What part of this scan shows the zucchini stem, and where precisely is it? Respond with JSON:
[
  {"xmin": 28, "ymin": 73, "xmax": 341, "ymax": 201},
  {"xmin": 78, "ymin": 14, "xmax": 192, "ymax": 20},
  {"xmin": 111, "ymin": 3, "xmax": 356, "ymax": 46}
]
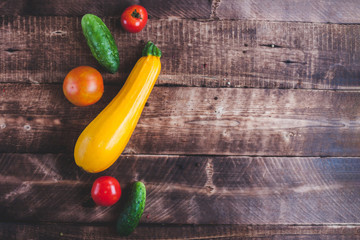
[{"xmin": 142, "ymin": 41, "xmax": 162, "ymax": 58}]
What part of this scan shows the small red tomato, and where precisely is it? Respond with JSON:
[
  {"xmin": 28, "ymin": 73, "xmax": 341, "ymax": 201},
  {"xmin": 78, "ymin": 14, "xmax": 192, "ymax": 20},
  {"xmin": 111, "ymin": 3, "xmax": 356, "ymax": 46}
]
[
  {"xmin": 63, "ymin": 66, "xmax": 104, "ymax": 106},
  {"xmin": 121, "ymin": 5, "xmax": 148, "ymax": 33},
  {"xmin": 91, "ymin": 176, "xmax": 121, "ymax": 206}
]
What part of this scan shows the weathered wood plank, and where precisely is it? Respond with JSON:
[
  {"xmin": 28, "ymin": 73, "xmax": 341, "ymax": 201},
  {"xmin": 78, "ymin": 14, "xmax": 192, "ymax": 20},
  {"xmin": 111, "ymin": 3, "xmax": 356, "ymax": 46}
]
[
  {"xmin": 1, "ymin": 84, "xmax": 360, "ymax": 156},
  {"xmin": 1, "ymin": 222, "xmax": 360, "ymax": 240},
  {"xmin": 2, "ymin": 0, "xmax": 360, "ymax": 24},
  {"xmin": 0, "ymin": 0, "xmax": 211, "ymax": 19},
  {"xmin": 216, "ymin": 0, "xmax": 360, "ymax": 24},
  {"xmin": 1, "ymin": 154, "xmax": 360, "ymax": 224},
  {"xmin": 1, "ymin": 16, "xmax": 360, "ymax": 89}
]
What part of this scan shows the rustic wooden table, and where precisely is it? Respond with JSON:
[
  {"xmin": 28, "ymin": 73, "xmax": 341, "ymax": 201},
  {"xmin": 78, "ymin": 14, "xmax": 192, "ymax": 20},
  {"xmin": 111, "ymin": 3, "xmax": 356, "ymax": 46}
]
[{"xmin": 1, "ymin": 1, "xmax": 360, "ymax": 239}]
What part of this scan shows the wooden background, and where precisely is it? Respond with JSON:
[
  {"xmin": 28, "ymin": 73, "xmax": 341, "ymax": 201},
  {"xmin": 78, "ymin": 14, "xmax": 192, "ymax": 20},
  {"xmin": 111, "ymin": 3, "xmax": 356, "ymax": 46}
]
[{"xmin": 1, "ymin": 0, "xmax": 360, "ymax": 239}]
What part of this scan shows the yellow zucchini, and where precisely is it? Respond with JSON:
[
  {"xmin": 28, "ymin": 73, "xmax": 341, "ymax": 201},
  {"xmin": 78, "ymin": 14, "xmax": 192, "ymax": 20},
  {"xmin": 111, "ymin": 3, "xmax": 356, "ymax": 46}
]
[{"xmin": 74, "ymin": 41, "xmax": 161, "ymax": 173}]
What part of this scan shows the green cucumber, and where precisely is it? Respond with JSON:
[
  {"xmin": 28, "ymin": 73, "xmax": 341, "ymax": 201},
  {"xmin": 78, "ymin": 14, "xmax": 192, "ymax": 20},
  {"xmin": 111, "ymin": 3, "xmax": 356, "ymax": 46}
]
[
  {"xmin": 81, "ymin": 14, "xmax": 119, "ymax": 73},
  {"xmin": 117, "ymin": 181, "xmax": 146, "ymax": 236}
]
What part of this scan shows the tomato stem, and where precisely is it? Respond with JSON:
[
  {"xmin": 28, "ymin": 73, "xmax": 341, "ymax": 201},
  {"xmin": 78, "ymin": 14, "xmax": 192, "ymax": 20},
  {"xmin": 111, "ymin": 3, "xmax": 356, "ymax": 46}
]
[{"xmin": 131, "ymin": 9, "xmax": 142, "ymax": 19}]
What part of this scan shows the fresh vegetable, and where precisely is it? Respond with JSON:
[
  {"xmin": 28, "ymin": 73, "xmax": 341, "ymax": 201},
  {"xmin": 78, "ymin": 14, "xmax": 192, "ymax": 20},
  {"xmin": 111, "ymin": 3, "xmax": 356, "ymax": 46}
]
[
  {"xmin": 74, "ymin": 41, "xmax": 161, "ymax": 173},
  {"xmin": 91, "ymin": 176, "xmax": 121, "ymax": 206},
  {"xmin": 63, "ymin": 66, "xmax": 104, "ymax": 106},
  {"xmin": 81, "ymin": 14, "xmax": 119, "ymax": 73},
  {"xmin": 121, "ymin": 5, "xmax": 148, "ymax": 33},
  {"xmin": 116, "ymin": 181, "xmax": 146, "ymax": 236}
]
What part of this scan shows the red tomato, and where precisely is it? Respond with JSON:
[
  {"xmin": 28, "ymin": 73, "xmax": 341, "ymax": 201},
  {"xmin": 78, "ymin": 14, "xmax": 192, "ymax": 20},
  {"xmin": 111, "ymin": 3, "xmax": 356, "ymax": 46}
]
[
  {"xmin": 91, "ymin": 176, "xmax": 121, "ymax": 206},
  {"xmin": 63, "ymin": 66, "xmax": 104, "ymax": 106},
  {"xmin": 121, "ymin": 5, "xmax": 148, "ymax": 33}
]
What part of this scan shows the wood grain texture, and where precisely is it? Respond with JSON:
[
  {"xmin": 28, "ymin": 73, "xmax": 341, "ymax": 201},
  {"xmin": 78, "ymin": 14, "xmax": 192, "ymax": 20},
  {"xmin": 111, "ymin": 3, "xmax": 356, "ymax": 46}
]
[
  {"xmin": 1, "ymin": 84, "xmax": 360, "ymax": 156},
  {"xmin": 216, "ymin": 0, "xmax": 360, "ymax": 24},
  {"xmin": 1, "ymin": 16, "xmax": 360, "ymax": 89},
  {"xmin": 1, "ymin": 154, "xmax": 360, "ymax": 224},
  {"xmin": 1, "ymin": 223, "xmax": 360, "ymax": 240},
  {"xmin": 2, "ymin": 0, "xmax": 360, "ymax": 24},
  {"xmin": 0, "ymin": 0, "xmax": 211, "ymax": 19}
]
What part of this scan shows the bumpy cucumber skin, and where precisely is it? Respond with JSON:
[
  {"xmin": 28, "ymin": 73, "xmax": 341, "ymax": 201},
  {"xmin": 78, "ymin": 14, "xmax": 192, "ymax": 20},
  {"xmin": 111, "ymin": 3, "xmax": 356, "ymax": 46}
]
[
  {"xmin": 117, "ymin": 181, "xmax": 146, "ymax": 236},
  {"xmin": 81, "ymin": 14, "xmax": 119, "ymax": 73}
]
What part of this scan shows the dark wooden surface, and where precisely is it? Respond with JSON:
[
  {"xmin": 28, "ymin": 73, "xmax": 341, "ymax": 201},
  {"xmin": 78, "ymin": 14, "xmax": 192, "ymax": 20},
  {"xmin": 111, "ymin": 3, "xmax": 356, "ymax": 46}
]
[
  {"xmin": 1, "ymin": 223, "xmax": 360, "ymax": 239},
  {"xmin": 1, "ymin": 84, "xmax": 360, "ymax": 155},
  {"xmin": 215, "ymin": 0, "xmax": 360, "ymax": 23},
  {"xmin": 1, "ymin": 0, "xmax": 360, "ymax": 239},
  {"xmin": 0, "ymin": 0, "xmax": 212, "ymax": 18},
  {"xmin": 2, "ymin": 16, "xmax": 360, "ymax": 89},
  {"xmin": 1, "ymin": 154, "xmax": 360, "ymax": 224}
]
